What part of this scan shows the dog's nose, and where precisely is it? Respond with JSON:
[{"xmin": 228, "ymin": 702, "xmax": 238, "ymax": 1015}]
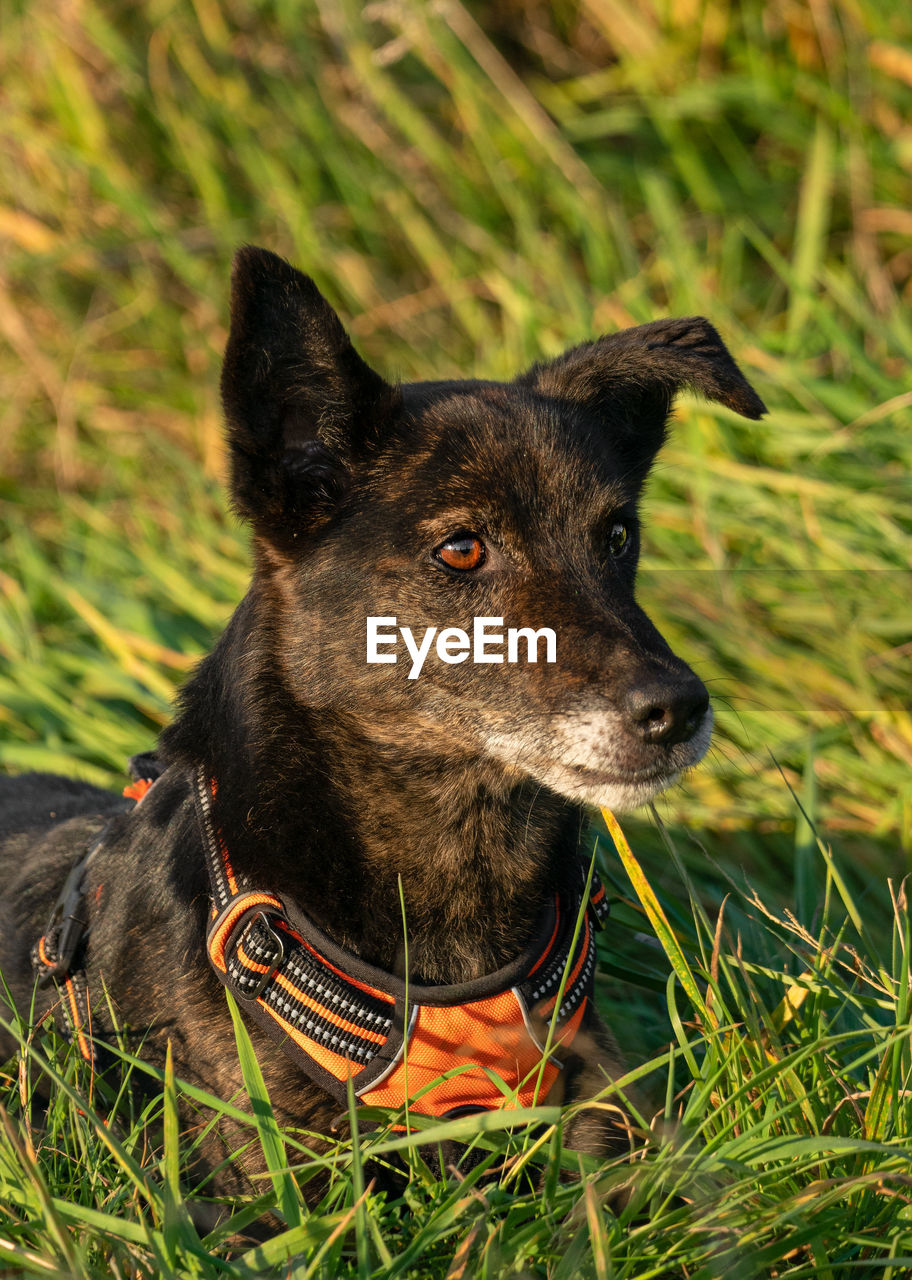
[{"xmin": 623, "ymin": 677, "xmax": 710, "ymax": 745}]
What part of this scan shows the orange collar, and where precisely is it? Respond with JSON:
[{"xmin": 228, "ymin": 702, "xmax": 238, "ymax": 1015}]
[{"xmin": 194, "ymin": 767, "xmax": 610, "ymax": 1118}]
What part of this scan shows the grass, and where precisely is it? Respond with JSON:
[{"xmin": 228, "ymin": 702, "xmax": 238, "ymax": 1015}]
[
  {"xmin": 1, "ymin": 0, "xmax": 911, "ymax": 1273},
  {"xmin": 2, "ymin": 814, "xmax": 911, "ymax": 1276}
]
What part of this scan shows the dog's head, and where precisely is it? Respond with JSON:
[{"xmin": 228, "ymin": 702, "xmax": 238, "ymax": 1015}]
[{"xmin": 220, "ymin": 247, "xmax": 765, "ymax": 811}]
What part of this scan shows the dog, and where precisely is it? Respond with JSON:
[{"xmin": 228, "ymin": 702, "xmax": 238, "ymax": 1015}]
[{"xmin": 0, "ymin": 247, "xmax": 765, "ymax": 1201}]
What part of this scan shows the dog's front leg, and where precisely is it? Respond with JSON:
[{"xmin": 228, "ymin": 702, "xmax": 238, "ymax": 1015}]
[{"xmin": 557, "ymin": 1011, "xmax": 641, "ymax": 1163}]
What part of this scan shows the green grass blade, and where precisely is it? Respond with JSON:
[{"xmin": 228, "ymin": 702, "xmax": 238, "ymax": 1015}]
[
  {"xmin": 600, "ymin": 808, "xmax": 709, "ymax": 1023},
  {"xmin": 225, "ymin": 991, "xmax": 303, "ymax": 1229}
]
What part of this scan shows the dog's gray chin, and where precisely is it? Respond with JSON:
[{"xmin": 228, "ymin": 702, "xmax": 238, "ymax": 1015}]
[
  {"xmin": 531, "ymin": 765, "xmax": 681, "ymax": 812},
  {"xmin": 589, "ymin": 770, "xmax": 681, "ymax": 812}
]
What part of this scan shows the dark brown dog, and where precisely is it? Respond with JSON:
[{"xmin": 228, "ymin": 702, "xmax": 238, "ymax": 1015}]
[{"xmin": 0, "ymin": 248, "xmax": 765, "ymax": 1197}]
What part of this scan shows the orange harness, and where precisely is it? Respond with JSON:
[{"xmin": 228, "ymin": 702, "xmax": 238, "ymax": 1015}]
[
  {"xmin": 193, "ymin": 767, "xmax": 609, "ymax": 1117},
  {"xmin": 33, "ymin": 762, "xmax": 610, "ymax": 1120}
]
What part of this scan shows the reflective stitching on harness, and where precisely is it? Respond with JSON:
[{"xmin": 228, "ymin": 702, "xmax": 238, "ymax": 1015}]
[{"xmin": 355, "ymin": 1003, "xmax": 417, "ymax": 1096}]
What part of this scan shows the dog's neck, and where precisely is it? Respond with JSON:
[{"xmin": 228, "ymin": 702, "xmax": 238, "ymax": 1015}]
[{"xmin": 162, "ymin": 588, "xmax": 583, "ymax": 983}]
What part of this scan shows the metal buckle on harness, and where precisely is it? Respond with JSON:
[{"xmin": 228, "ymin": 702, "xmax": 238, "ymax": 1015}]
[
  {"xmin": 37, "ymin": 858, "xmax": 89, "ymax": 985},
  {"xmin": 234, "ymin": 911, "xmax": 286, "ymax": 1000}
]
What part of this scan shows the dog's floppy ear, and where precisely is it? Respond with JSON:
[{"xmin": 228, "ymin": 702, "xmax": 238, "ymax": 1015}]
[
  {"xmin": 221, "ymin": 246, "xmax": 401, "ymax": 529},
  {"xmin": 518, "ymin": 317, "xmax": 766, "ymax": 480}
]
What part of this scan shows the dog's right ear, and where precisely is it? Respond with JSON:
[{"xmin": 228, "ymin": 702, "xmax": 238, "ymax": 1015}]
[{"xmin": 221, "ymin": 246, "xmax": 401, "ymax": 530}]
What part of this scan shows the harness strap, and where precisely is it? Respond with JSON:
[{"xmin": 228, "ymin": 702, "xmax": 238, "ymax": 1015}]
[
  {"xmin": 31, "ymin": 824, "xmax": 108, "ymax": 1064},
  {"xmin": 30, "ymin": 753, "xmax": 165, "ymax": 1064},
  {"xmin": 193, "ymin": 765, "xmax": 610, "ymax": 1112}
]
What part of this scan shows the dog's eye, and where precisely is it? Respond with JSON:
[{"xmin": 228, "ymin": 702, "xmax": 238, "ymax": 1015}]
[
  {"xmin": 607, "ymin": 522, "xmax": 629, "ymax": 558},
  {"xmin": 434, "ymin": 533, "xmax": 486, "ymax": 572}
]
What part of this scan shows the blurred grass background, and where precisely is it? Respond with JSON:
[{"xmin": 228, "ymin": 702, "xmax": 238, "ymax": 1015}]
[{"xmin": 0, "ymin": 0, "xmax": 910, "ymax": 901}]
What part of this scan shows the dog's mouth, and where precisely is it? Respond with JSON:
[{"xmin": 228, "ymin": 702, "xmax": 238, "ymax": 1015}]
[
  {"xmin": 567, "ymin": 762, "xmax": 678, "ymax": 786},
  {"xmin": 536, "ymin": 758, "xmax": 680, "ymax": 805},
  {"xmin": 519, "ymin": 759, "xmax": 679, "ymax": 813}
]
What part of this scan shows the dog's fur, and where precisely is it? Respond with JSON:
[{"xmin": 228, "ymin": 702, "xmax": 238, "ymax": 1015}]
[{"xmin": 0, "ymin": 248, "xmax": 765, "ymax": 1194}]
